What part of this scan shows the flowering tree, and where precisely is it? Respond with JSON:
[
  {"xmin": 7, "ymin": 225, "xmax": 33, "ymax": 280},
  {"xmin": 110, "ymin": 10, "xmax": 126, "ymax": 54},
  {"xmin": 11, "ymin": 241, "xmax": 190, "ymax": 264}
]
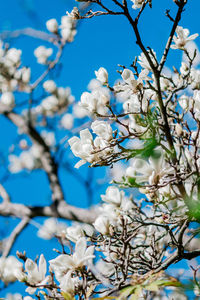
[{"xmin": 0, "ymin": 0, "xmax": 200, "ymax": 299}]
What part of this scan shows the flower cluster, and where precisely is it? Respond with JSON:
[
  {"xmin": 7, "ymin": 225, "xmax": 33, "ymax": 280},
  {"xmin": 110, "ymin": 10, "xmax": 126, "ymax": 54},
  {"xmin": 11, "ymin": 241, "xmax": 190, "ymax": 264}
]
[{"xmin": 68, "ymin": 120, "xmax": 113, "ymax": 168}]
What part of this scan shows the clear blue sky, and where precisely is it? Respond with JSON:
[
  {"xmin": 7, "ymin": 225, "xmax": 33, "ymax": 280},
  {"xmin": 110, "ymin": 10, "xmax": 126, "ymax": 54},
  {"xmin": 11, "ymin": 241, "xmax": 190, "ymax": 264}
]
[{"xmin": 0, "ymin": 0, "xmax": 199, "ymax": 296}]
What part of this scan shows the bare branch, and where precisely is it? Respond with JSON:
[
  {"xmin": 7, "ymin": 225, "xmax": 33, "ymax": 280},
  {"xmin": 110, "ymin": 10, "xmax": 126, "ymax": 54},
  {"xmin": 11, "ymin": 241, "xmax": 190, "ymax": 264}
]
[{"xmin": 2, "ymin": 217, "xmax": 29, "ymax": 257}]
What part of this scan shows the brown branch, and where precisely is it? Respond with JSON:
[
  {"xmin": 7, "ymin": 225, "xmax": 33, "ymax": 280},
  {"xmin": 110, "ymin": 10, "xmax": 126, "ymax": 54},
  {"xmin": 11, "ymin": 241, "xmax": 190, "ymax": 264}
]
[
  {"xmin": 158, "ymin": 0, "xmax": 187, "ymax": 73},
  {"xmin": 0, "ymin": 201, "xmax": 97, "ymax": 224},
  {"xmin": 0, "ymin": 105, "xmax": 65, "ymax": 204}
]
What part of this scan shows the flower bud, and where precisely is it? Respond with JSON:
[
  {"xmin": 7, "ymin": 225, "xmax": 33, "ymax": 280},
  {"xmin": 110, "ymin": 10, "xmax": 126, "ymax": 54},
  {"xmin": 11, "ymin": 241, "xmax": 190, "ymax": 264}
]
[
  {"xmin": 43, "ymin": 80, "xmax": 57, "ymax": 94},
  {"xmin": 1, "ymin": 92, "xmax": 15, "ymax": 107},
  {"xmin": 175, "ymin": 123, "xmax": 183, "ymax": 136},
  {"xmin": 46, "ymin": 18, "xmax": 58, "ymax": 33},
  {"xmin": 95, "ymin": 67, "xmax": 108, "ymax": 85}
]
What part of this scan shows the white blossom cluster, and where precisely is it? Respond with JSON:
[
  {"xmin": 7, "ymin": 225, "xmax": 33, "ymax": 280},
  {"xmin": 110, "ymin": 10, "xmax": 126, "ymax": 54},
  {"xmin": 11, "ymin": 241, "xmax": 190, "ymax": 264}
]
[
  {"xmin": 33, "ymin": 80, "xmax": 74, "ymax": 116},
  {"xmin": 9, "ymin": 131, "xmax": 55, "ymax": 173},
  {"xmin": 45, "ymin": 15, "xmax": 77, "ymax": 42},
  {"xmin": 0, "ymin": 42, "xmax": 31, "ymax": 110},
  {"xmin": 68, "ymin": 120, "xmax": 113, "ymax": 168}
]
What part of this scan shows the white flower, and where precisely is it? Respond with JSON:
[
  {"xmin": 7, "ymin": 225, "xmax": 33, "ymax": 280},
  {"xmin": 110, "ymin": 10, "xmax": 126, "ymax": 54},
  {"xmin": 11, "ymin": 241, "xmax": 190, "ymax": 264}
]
[
  {"xmin": 95, "ymin": 67, "xmax": 108, "ymax": 85},
  {"xmin": 126, "ymin": 148, "xmax": 174, "ymax": 186},
  {"xmin": 80, "ymin": 88, "xmax": 110, "ymax": 114},
  {"xmin": 50, "ymin": 237, "xmax": 95, "ymax": 280},
  {"xmin": 6, "ymin": 294, "xmax": 23, "ymax": 300},
  {"xmin": 60, "ymin": 113, "xmax": 74, "ymax": 129},
  {"xmin": 138, "ymin": 50, "xmax": 157, "ymax": 70},
  {"xmin": 46, "ymin": 18, "xmax": 58, "ymax": 33},
  {"xmin": 43, "ymin": 80, "xmax": 57, "ymax": 93},
  {"xmin": 8, "ymin": 155, "xmax": 22, "ymax": 173},
  {"xmin": 171, "ymin": 26, "xmax": 199, "ymax": 50},
  {"xmin": 0, "ymin": 256, "xmax": 23, "ymax": 284},
  {"xmin": 68, "ymin": 128, "xmax": 94, "ymax": 168},
  {"xmin": 101, "ymin": 186, "xmax": 124, "ymax": 206},
  {"xmin": 34, "ymin": 46, "xmax": 53, "ymax": 64},
  {"xmin": 1, "ymin": 92, "xmax": 15, "ymax": 107},
  {"xmin": 65, "ymin": 225, "xmax": 85, "ymax": 243},
  {"xmin": 91, "ymin": 120, "xmax": 113, "ymax": 141},
  {"xmin": 5, "ymin": 48, "xmax": 22, "ymax": 67},
  {"xmin": 38, "ymin": 218, "xmax": 67, "ymax": 240},
  {"xmin": 16, "ymin": 254, "xmax": 48, "ymax": 295},
  {"xmin": 41, "ymin": 130, "xmax": 56, "ymax": 147},
  {"xmin": 178, "ymin": 94, "xmax": 190, "ymax": 110},
  {"xmin": 93, "ymin": 215, "xmax": 110, "ymax": 235},
  {"xmin": 131, "ymin": 0, "xmax": 145, "ymax": 9},
  {"xmin": 60, "ymin": 15, "xmax": 77, "ymax": 42},
  {"xmin": 59, "ymin": 271, "xmax": 77, "ymax": 294}
]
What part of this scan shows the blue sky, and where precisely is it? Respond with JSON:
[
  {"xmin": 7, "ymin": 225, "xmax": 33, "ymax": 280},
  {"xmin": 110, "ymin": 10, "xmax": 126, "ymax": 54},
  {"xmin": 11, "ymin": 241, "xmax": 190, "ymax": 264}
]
[{"xmin": 0, "ymin": 0, "xmax": 199, "ymax": 297}]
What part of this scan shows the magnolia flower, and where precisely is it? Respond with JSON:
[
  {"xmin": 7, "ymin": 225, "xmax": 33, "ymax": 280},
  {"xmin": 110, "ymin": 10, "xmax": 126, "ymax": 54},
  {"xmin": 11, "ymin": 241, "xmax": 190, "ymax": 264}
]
[
  {"xmin": 38, "ymin": 218, "xmax": 67, "ymax": 240},
  {"xmin": 65, "ymin": 225, "xmax": 85, "ymax": 243},
  {"xmin": 178, "ymin": 94, "xmax": 190, "ymax": 111},
  {"xmin": 60, "ymin": 113, "xmax": 74, "ymax": 129},
  {"xmin": 43, "ymin": 80, "xmax": 57, "ymax": 93},
  {"xmin": 131, "ymin": 0, "xmax": 145, "ymax": 9},
  {"xmin": 6, "ymin": 294, "xmax": 23, "ymax": 300},
  {"xmin": 69, "ymin": 127, "xmax": 113, "ymax": 168},
  {"xmin": 34, "ymin": 46, "xmax": 53, "ymax": 64},
  {"xmin": 138, "ymin": 50, "xmax": 157, "ymax": 70},
  {"xmin": 80, "ymin": 88, "xmax": 109, "ymax": 114},
  {"xmin": 91, "ymin": 120, "xmax": 113, "ymax": 141},
  {"xmin": 171, "ymin": 26, "xmax": 199, "ymax": 50},
  {"xmin": 96, "ymin": 260, "xmax": 115, "ymax": 277},
  {"xmin": 68, "ymin": 128, "xmax": 95, "ymax": 168},
  {"xmin": 59, "ymin": 271, "xmax": 81, "ymax": 294},
  {"xmin": 0, "ymin": 256, "xmax": 23, "ymax": 284},
  {"xmin": 95, "ymin": 67, "xmax": 108, "ymax": 85},
  {"xmin": 190, "ymin": 68, "xmax": 200, "ymax": 89},
  {"xmin": 126, "ymin": 149, "xmax": 174, "ymax": 186},
  {"xmin": 101, "ymin": 186, "xmax": 125, "ymax": 206},
  {"xmin": 1, "ymin": 92, "xmax": 15, "ymax": 107},
  {"xmin": 5, "ymin": 48, "xmax": 22, "ymax": 67},
  {"xmin": 49, "ymin": 237, "xmax": 95, "ymax": 280},
  {"xmin": 93, "ymin": 215, "xmax": 110, "ymax": 235},
  {"xmin": 16, "ymin": 254, "xmax": 48, "ymax": 295},
  {"xmin": 60, "ymin": 15, "xmax": 77, "ymax": 42},
  {"xmin": 46, "ymin": 18, "xmax": 58, "ymax": 33}
]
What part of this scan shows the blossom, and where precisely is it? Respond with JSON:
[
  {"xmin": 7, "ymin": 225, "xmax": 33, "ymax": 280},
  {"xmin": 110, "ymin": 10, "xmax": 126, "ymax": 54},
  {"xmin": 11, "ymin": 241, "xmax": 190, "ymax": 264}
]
[
  {"xmin": 126, "ymin": 148, "xmax": 174, "ymax": 186},
  {"xmin": 171, "ymin": 26, "xmax": 199, "ymax": 50},
  {"xmin": 1, "ymin": 92, "xmax": 15, "ymax": 107},
  {"xmin": 131, "ymin": 0, "xmax": 145, "ymax": 9},
  {"xmin": 0, "ymin": 256, "xmax": 23, "ymax": 284},
  {"xmin": 93, "ymin": 215, "xmax": 110, "ymax": 235},
  {"xmin": 91, "ymin": 120, "xmax": 113, "ymax": 141},
  {"xmin": 101, "ymin": 186, "xmax": 124, "ymax": 206},
  {"xmin": 68, "ymin": 128, "xmax": 95, "ymax": 168},
  {"xmin": 15, "ymin": 254, "xmax": 49, "ymax": 295},
  {"xmin": 34, "ymin": 46, "xmax": 53, "ymax": 64},
  {"xmin": 37, "ymin": 218, "xmax": 67, "ymax": 240},
  {"xmin": 68, "ymin": 127, "xmax": 113, "ymax": 168},
  {"xmin": 65, "ymin": 225, "xmax": 85, "ymax": 243},
  {"xmin": 80, "ymin": 88, "xmax": 109, "ymax": 114},
  {"xmin": 49, "ymin": 237, "xmax": 95, "ymax": 280},
  {"xmin": 138, "ymin": 50, "xmax": 157, "ymax": 70},
  {"xmin": 59, "ymin": 271, "xmax": 80, "ymax": 294},
  {"xmin": 6, "ymin": 294, "xmax": 23, "ymax": 300},
  {"xmin": 95, "ymin": 67, "xmax": 108, "ymax": 85},
  {"xmin": 43, "ymin": 80, "xmax": 57, "ymax": 93},
  {"xmin": 60, "ymin": 113, "xmax": 74, "ymax": 129},
  {"xmin": 46, "ymin": 18, "xmax": 58, "ymax": 33},
  {"xmin": 60, "ymin": 15, "xmax": 77, "ymax": 42}
]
